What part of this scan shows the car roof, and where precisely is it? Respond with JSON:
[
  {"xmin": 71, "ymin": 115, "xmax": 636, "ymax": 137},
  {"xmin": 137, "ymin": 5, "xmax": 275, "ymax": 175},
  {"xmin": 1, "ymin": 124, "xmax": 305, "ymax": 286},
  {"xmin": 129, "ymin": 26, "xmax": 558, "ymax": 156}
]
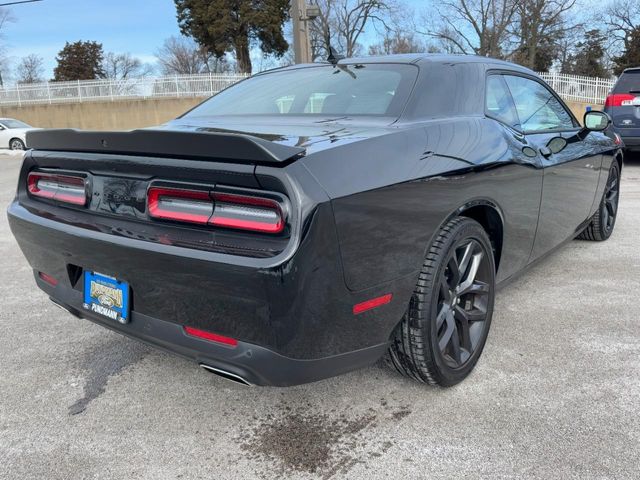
[
  {"xmin": 622, "ymin": 67, "xmax": 640, "ymax": 73},
  {"xmin": 276, "ymin": 53, "xmax": 535, "ymax": 76}
]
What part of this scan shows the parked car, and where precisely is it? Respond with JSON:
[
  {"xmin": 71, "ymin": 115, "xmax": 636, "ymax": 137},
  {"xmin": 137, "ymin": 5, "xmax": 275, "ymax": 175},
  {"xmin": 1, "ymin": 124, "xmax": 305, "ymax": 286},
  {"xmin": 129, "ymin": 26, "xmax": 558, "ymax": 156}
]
[
  {"xmin": 0, "ymin": 118, "xmax": 37, "ymax": 150},
  {"xmin": 8, "ymin": 54, "xmax": 623, "ymax": 387},
  {"xmin": 604, "ymin": 67, "xmax": 640, "ymax": 153}
]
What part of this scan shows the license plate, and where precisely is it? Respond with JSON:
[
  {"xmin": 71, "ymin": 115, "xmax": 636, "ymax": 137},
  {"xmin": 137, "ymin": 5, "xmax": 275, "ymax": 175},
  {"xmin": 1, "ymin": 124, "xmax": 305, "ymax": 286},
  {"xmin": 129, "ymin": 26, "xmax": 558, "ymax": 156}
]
[{"xmin": 83, "ymin": 271, "xmax": 130, "ymax": 324}]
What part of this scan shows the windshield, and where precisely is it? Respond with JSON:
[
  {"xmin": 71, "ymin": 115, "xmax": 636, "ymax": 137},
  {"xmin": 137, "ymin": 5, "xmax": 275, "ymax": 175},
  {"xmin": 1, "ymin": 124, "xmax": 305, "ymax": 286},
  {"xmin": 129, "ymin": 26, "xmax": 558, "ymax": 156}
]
[
  {"xmin": 183, "ymin": 64, "xmax": 418, "ymax": 118},
  {"xmin": 1, "ymin": 119, "xmax": 31, "ymax": 129}
]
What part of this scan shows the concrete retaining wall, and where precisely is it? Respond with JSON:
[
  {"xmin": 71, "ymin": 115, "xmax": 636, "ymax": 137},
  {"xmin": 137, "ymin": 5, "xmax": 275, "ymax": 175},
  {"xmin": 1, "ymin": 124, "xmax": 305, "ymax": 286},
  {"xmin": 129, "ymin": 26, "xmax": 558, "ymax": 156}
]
[{"xmin": 0, "ymin": 97, "xmax": 598, "ymax": 131}]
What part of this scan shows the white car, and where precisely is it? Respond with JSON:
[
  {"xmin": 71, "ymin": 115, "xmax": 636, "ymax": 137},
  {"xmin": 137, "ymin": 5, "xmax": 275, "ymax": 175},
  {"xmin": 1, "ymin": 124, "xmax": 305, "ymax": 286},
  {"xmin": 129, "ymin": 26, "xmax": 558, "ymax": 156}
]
[{"xmin": 0, "ymin": 118, "xmax": 38, "ymax": 150}]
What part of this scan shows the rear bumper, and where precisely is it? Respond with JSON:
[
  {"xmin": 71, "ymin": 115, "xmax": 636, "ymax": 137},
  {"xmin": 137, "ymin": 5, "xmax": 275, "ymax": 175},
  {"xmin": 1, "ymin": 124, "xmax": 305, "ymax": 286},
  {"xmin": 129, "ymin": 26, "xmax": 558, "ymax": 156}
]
[
  {"xmin": 8, "ymin": 200, "xmax": 412, "ymax": 386},
  {"xmin": 620, "ymin": 136, "xmax": 640, "ymax": 151},
  {"xmin": 43, "ymin": 276, "xmax": 387, "ymax": 386}
]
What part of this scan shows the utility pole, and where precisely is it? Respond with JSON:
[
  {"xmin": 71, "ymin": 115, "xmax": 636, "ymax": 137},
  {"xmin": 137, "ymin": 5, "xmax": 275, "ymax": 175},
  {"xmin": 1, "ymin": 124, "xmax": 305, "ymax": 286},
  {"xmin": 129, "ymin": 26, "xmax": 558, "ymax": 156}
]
[{"xmin": 291, "ymin": 0, "xmax": 320, "ymax": 64}]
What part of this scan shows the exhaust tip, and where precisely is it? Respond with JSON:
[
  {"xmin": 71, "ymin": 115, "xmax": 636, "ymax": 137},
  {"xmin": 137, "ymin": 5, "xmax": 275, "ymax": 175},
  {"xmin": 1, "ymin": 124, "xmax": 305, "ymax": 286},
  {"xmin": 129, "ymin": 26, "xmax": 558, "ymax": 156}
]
[{"xmin": 199, "ymin": 363, "xmax": 252, "ymax": 386}]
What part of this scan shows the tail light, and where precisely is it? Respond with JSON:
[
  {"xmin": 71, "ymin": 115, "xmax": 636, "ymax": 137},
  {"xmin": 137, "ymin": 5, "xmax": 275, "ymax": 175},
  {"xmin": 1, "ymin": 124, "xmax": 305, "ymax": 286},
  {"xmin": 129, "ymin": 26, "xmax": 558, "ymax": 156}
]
[
  {"xmin": 147, "ymin": 187, "xmax": 213, "ymax": 224},
  {"xmin": 147, "ymin": 185, "xmax": 285, "ymax": 234},
  {"xmin": 605, "ymin": 94, "xmax": 636, "ymax": 107},
  {"xmin": 27, "ymin": 172, "xmax": 88, "ymax": 206},
  {"xmin": 210, "ymin": 192, "xmax": 284, "ymax": 233}
]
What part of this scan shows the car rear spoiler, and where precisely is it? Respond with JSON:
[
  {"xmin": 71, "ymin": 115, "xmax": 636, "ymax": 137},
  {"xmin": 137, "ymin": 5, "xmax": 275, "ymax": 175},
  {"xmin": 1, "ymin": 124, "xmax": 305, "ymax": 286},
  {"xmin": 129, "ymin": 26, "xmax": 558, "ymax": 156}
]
[{"xmin": 26, "ymin": 129, "xmax": 306, "ymax": 164}]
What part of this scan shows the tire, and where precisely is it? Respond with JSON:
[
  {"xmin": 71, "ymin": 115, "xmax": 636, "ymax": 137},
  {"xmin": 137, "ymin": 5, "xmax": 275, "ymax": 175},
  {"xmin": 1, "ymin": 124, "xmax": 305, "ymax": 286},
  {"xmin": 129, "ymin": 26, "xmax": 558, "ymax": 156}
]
[
  {"xmin": 9, "ymin": 138, "xmax": 25, "ymax": 151},
  {"xmin": 387, "ymin": 217, "xmax": 496, "ymax": 387},
  {"xmin": 577, "ymin": 160, "xmax": 620, "ymax": 241}
]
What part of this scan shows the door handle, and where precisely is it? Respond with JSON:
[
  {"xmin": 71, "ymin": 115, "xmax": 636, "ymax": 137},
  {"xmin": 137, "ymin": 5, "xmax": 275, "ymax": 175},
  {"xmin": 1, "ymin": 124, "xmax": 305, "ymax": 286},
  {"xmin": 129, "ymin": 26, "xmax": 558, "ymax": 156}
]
[{"xmin": 539, "ymin": 146, "xmax": 553, "ymax": 158}]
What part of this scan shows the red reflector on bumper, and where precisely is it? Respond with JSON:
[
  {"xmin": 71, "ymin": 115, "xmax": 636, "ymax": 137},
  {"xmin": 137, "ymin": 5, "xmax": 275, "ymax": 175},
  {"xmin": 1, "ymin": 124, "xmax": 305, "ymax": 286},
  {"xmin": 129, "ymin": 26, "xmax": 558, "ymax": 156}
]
[
  {"xmin": 184, "ymin": 326, "xmax": 238, "ymax": 347},
  {"xmin": 38, "ymin": 272, "xmax": 58, "ymax": 286},
  {"xmin": 353, "ymin": 294, "xmax": 393, "ymax": 315}
]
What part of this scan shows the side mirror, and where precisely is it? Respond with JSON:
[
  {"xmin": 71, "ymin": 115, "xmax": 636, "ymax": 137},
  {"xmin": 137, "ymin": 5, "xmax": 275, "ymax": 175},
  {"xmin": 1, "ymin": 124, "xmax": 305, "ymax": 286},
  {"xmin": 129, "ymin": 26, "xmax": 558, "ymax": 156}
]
[{"xmin": 583, "ymin": 111, "xmax": 611, "ymax": 132}]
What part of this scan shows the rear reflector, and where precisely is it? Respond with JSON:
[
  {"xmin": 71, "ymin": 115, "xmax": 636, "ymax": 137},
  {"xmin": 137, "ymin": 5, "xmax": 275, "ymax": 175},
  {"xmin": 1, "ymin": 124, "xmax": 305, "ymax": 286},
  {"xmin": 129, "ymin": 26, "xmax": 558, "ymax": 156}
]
[
  {"xmin": 604, "ymin": 94, "xmax": 636, "ymax": 107},
  {"xmin": 27, "ymin": 172, "xmax": 87, "ymax": 206},
  {"xmin": 147, "ymin": 186, "xmax": 285, "ymax": 234},
  {"xmin": 184, "ymin": 326, "xmax": 238, "ymax": 347},
  {"xmin": 353, "ymin": 294, "xmax": 393, "ymax": 315},
  {"xmin": 38, "ymin": 272, "xmax": 58, "ymax": 286}
]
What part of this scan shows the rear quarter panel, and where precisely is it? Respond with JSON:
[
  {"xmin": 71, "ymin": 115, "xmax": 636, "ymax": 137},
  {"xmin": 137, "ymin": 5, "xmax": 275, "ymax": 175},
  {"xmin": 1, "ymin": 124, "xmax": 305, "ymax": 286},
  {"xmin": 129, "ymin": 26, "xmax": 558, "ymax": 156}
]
[{"xmin": 301, "ymin": 117, "xmax": 543, "ymax": 292}]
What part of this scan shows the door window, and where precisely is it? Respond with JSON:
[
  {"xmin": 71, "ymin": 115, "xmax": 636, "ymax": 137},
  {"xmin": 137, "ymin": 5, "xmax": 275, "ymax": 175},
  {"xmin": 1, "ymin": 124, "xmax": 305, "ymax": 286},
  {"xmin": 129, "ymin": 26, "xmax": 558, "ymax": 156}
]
[
  {"xmin": 504, "ymin": 75, "xmax": 576, "ymax": 132},
  {"xmin": 485, "ymin": 75, "xmax": 520, "ymax": 129}
]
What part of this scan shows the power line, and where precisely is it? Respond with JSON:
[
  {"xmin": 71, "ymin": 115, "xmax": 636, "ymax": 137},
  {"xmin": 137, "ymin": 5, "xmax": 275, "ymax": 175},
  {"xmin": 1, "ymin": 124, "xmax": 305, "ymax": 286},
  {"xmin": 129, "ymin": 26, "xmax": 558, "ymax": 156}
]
[{"xmin": 0, "ymin": 0, "xmax": 43, "ymax": 6}]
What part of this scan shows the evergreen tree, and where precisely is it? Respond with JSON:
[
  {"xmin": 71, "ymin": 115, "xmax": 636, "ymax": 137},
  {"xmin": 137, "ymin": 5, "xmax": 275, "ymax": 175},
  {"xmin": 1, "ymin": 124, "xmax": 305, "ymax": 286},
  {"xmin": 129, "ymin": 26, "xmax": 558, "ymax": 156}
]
[
  {"xmin": 613, "ymin": 27, "xmax": 640, "ymax": 76},
  {"xmin": 53, "ymin": 41, "xmax": 105, "ymax": 81},
  {"xmin": 174, "ymin": 0, "xmax": 289, "ymax": 74}
]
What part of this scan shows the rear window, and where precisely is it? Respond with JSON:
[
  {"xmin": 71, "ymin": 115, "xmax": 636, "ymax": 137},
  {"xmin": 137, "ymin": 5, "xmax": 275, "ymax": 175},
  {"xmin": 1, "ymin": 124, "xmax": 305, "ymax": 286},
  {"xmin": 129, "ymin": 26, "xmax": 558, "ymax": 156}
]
[
  {"xmin": 183, "ymin": 64, "xmax": 418, "ymax": 118},
  {"xmin": 614, "ymin": 70, "xmax": 640, "ymax": 93}
]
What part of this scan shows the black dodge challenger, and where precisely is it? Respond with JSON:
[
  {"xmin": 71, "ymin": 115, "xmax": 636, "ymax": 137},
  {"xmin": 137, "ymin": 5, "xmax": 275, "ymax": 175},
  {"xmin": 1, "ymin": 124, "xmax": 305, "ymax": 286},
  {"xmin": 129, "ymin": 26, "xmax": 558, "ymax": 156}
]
[{"xmin": 8, "ymin": 54, "xmax": 623, "ymax": 387}]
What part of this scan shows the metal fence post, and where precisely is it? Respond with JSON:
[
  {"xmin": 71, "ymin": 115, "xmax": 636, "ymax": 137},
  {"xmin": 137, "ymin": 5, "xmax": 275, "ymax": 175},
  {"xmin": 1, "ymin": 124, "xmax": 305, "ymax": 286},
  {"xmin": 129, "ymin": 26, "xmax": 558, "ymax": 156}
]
[
  {"xmin": 16, "ymin": 84, "xmax": 21, "ymax": 107},
  {"xmin": 77, "ymin": 80, "xmax": 82, "ymax": 102},
  {"xmin": 175, "ymin": 75, "xmax": 180, "ymax": 97},
  {"xmin": 46, "ymin": 82, "xmax": 51, "ymax": 104}
]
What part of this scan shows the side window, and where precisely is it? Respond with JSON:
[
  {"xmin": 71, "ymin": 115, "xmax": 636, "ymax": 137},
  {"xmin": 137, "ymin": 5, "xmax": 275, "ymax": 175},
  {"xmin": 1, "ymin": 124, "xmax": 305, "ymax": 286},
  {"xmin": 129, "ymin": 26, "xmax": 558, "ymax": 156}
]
[
  {"xmin": 485, "ymin": 75, "xmax": 519, "ymax": 129},
  {"xmin": 504, "ymin": 75, "xmax": 576, "ymax": 132}
]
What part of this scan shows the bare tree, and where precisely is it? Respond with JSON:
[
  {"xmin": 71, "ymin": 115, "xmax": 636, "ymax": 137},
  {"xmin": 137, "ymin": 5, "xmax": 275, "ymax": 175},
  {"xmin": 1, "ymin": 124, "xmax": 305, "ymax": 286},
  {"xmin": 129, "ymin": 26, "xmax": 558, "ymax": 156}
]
[
  {"xmin": 103, "ymin": 52, "xmax": 155, "ymax": 80},
  {"xmin": 156, "ymin": 36, "xmax": 230, "ymax": 75},
  {"xmin": 310, "ymin": 0, "xmax": 395, "ymax": 59},
  {"xmin": 369, "ymin": 32, "xmax": 424, "ymax": 55},
  {"xmin": 0, "ymin": 7, "xmax": 15, "ymax": 86},
  {"xmin": 423, "ymin": 0, "xmax": 520, "ymax": 58},
  {"xmin": 15, "ymin": 54, "xmax": 44, "ymax": 84},
  {"xmin": 604, "ymin": 0, "xmax": 640, "ymax": 47},
  {"xmin": 508, "ymin": 0, "xmax": 579, "ymax": 70},
  {"xmin": 156, "ymin": 36, "xmax": 210, "ymax": 75}
]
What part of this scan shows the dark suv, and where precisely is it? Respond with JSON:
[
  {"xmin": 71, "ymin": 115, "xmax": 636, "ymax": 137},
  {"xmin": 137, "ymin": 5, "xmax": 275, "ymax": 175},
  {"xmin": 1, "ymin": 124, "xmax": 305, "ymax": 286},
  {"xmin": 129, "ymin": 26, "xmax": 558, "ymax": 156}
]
[{"xmin": 605, "ymin": 67, "xmax": 640, "ymax": 152}]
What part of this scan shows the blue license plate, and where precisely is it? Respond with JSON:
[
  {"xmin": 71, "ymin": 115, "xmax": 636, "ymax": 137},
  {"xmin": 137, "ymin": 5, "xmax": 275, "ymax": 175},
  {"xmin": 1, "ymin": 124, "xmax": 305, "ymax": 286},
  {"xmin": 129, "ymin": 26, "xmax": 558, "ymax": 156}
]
[{"xmin": 83, "ymin": 271, "xmax": 130, "ymax": 324}]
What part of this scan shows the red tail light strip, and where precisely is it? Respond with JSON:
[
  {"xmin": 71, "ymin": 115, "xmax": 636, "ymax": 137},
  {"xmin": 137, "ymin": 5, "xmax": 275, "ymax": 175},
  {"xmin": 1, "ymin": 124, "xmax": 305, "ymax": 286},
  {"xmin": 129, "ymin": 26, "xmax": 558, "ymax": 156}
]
[
  {"xmin": 147, "ymin": 186, "xmax": 285, "ymax": 234},
  {"xmin": 353, "ymin": 294, "xmax": 393, "ymax": 315},
  {"xmin": 27, "ymin": 172, "xmax": 88, "ymax": 206},
  {"xmin": 147, "ymin": 187, "xmax": 212, "ymax": 224},
  {"xmin": 184, "ymin": 326, "xmax": 238, "ymax": 347},
  {"xmin": 210, "ymin": 192, "xmax": 284, "ymax": 233}
]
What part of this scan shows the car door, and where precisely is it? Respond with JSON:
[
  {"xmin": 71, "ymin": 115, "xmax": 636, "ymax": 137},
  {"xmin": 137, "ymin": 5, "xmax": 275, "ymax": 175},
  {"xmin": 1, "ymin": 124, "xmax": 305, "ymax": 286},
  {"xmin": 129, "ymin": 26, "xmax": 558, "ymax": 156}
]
[{"xmin": 503, "ymin": 74, "xmax": 602, "ymax": 261}]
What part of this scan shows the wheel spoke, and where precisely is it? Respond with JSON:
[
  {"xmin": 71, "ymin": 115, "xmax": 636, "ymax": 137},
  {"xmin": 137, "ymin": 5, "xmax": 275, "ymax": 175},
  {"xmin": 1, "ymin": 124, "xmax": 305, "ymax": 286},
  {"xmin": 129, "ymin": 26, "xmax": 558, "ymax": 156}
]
[
  {"xmin": 457, "ymin": 242, "xmax": 473, "ymax": 280},
  {"xmin": 436, "ymin": 304, "xmax": 448, "ymax": 329},
  {"xmin": 456, "ymin": 252, "xmax": 483, "ymax": 294},
  {"xmin": 439, "ymin": 277, "xmax": 451, "ymax": 302},
  {"xmin": 449, "ymin": 324, "xmax": 462, "ymax": 364},
  {"xmin": 458, "ymin": 280, "xmax": 490, "ymax": 296},
  {"xmin": 438, "ymin": 312, "xmax": 455, "ymax": 351}
]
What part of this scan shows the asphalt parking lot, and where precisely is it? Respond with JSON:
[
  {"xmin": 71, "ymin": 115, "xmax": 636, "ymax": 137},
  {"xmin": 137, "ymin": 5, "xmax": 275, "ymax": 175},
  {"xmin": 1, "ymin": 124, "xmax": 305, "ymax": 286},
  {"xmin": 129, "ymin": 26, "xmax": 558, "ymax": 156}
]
[{"xmin": 1, "ymin": 151, "xmax": 639, "ymax": 480}]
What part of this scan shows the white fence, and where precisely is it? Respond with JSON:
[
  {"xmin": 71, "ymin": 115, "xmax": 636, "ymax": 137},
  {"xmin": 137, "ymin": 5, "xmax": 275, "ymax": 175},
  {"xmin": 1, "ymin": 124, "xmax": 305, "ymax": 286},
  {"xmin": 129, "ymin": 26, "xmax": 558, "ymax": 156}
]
[
  {"xmin": 0, "ymin": 71, "xmax": 616, "ymax": 108},
  {"xmin": 537, "ymin": 72, "xmax": 615, "ymax": 104},
  {"xmin": 0, "ymin": 73, "xmax": 248, "ymax": 107}
]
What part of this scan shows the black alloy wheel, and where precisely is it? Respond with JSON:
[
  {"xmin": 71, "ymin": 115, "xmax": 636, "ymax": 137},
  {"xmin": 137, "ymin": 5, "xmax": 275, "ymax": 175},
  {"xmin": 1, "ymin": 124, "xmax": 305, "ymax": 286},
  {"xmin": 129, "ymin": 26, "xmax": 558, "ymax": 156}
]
[
  {"xmin": 436, "ymin": 238, "xmax": 492, "ymax": 369},
  {"xmin": 388, "ymin": 217, "xmax": 496, "ymax": 386},
  {"xmin": 578, "ymin": 160, "xmax": 621, "ymax": 241}
]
